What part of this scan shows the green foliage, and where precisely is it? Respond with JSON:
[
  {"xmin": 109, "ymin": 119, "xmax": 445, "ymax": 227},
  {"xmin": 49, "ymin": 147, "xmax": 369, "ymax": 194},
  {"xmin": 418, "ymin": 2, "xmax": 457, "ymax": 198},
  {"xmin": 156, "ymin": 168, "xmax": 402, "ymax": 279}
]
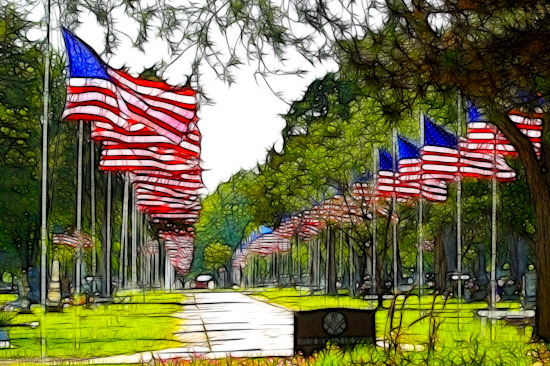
[
  {"xmin": 0, "ymin": 291, "xmax": 185, "ymax": 359},
  {"xmin": 192, "ymin": 171, "xmax": 256, "ymax": 275},
  {"xmin": 203, "ymin": 243, "xmax": 232, "ymax": 272}
]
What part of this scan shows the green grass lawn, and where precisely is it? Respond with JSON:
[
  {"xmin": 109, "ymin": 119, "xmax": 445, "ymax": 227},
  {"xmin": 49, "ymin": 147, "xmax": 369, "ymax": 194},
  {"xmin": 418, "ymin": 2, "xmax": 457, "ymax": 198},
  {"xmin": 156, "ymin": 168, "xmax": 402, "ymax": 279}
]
[
  {"xmin": 252, "ymin": 288, "xmax": 533, "ymax": 349},
  {"xmin": 0, "ymin": 290, "xmax": 186, "ymax": 360}
]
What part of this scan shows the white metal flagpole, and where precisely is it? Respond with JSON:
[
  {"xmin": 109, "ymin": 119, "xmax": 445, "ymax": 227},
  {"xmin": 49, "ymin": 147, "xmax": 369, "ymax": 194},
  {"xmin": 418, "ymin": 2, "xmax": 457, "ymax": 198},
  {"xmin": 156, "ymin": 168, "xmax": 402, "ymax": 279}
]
[
  {"xmin": 76, "ymin": 120, "xmax": 84, "ymax": 294},
  {"xmin": 371, "ymin": 146, "xmax": 377, "ymax": 295},
  {"xmin": 490, "ymin": 124, "xmax": 498, "ymax": 309},
  {"xmin": 105, "ymin": 173, "xmax": 112, "ymax": 297},
  {"xmin": 119, "ymin": 173, "xmax": 129, "ymax": 288},
  {"xmin": 392, "ymin": 128, "xmax": 399, "ymax": 295},
  {"xmin": 90, "ymin": 128, "xmax": 97, "ymax": 293},
  {"xmin": 40, "ymin": 0, "xmax": 51, "ymax": 308},
  {"xmin": 457, "ymin": 96, "xmax": 463, "ymax": 300},
  {"xmin": 131, "ymin": 184, "xmax": 137, "ymax": 287},
  {"xmin": 418, "ymin": 113, "xmax": 425, "ymax": 293}
]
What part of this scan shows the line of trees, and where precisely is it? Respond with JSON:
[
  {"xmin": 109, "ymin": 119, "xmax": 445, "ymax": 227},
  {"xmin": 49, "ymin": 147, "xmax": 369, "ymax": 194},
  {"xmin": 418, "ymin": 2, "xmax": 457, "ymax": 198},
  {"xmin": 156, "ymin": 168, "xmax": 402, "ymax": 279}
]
[{"xmin": 192, "ymin": 72, "xmax": 535, "ymax": 304}]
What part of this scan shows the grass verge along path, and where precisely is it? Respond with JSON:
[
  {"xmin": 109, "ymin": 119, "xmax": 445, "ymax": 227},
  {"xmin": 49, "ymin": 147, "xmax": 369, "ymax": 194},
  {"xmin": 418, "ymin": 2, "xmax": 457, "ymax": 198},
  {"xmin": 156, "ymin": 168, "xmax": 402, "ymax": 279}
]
[{"xmin": 0, "ymin": 290, "xmax": 185, "ymax": 359}]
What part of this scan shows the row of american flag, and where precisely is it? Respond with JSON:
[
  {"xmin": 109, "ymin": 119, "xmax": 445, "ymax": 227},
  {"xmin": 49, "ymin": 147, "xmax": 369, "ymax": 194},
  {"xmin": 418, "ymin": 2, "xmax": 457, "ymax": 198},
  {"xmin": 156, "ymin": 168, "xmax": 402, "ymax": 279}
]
[
  {"xmin": 233, "ymin": 104, "xmax": 542, "ymax": 268},
  {"xmin": 53, "ymin": 28, "xmax": 199, "ymax": 275}
]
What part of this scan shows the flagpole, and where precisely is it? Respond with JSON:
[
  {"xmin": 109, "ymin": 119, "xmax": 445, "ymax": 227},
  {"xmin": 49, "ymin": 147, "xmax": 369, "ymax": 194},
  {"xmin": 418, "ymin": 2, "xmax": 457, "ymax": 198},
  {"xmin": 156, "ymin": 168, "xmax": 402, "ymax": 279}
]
[
  {"xmin": 140, "ymin": 212, "xmax": 145, "ymax": 287},
  {"xmin": 490, "ymin": 125, "xmax": 498, "ymax": 310},
  {"xmin": 119, "ymin": 173, "xmax": 129, "ymax": 288},
  {"xmin": 371, "ymin": 146, "xmax": 378, "ymax": 295},
  {"xmin": 392, "ymin": 128, "xmax": 399, "ymax": 295},
  {"xmin": 40, "ymin": 0, "xmax": 51, "ymax": 309},
  {"xmin": 76, "ymin": 120, "xmax": 84, "ymax": 294},
  {"xmin": 90, "ymin": 128, "xmax": 97, "ymax": 293},
  {"xmin": 418, "ymin": 113, "xmax": 425, "ymax": 295},
  {"xmin": 457, "ymin": 96, "xmax": 463, "ymax": 301},
  {"xmin": 295, "ymin": 231, "xmax": 302, "ymax": 286},
  {"xmin": 104, "ymin": 173, "xmax": 112, "ymax": 297},
  {"xmin": 348, "ymin": 230, "xmax": 354, "ymax": 295},
  {"xmin": 131, "ymin": 184, "xmax": 137, "ymax": 287}
]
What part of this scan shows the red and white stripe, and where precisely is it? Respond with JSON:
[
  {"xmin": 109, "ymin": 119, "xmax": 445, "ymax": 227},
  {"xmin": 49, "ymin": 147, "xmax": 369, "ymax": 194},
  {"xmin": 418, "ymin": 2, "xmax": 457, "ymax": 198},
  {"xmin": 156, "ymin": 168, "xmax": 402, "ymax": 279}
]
[
  {"xmin": 92, "ymin": 121, "xmax": 201, "ymax": 158},
  {"xmin": 375, "ymin": 170, "xmax": 398, "ymax": 197},
  {"xmin": 421, "ymin": 145, "xmax": 459, "ymax": 181},
  {"xmin": 461, "ymin": 122, "xmax": 516, "ymax": 156},
  {"xmin": 508, "ymin": 109, "xmax": 542, "ymax": 155},
  {"xmin": 99, "ymin": 142, "xmax": 201, "ymax": 173},
  {"xmin": 248, "ymin": 233, "xmax": 291, "ymax": 255},
  {"xmin": 64, "ymin": 69, "xmax": 197, "ymax": 144},
  {"xmin": 52, "ymin": 231, "xmax": 92, "ymax": 249},
  {"xmin": 396, "ymin": 157, "xmax": 422, "ymax": 198},
  {"xmin": 464, "ymin": 110, "xmax": 542, "ymax": 158},
  {"xmin": 420, "ymin": 179, "xmax": 448, "ymax": 202},
  {"xmin": 458, "ymin": 138, "xmax": 516, "ymax": 182},
  {"xmin": 160, "ymin": 231, "xmax": 195, "ymax": 275}
]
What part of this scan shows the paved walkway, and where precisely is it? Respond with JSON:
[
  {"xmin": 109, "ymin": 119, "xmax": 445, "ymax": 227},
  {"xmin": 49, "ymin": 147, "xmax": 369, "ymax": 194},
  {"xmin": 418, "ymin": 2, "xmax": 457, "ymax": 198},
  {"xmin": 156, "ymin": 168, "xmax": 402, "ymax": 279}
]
[{"xmin": 91, "ymin": 291, "xmax": 294, "ymax": 363}]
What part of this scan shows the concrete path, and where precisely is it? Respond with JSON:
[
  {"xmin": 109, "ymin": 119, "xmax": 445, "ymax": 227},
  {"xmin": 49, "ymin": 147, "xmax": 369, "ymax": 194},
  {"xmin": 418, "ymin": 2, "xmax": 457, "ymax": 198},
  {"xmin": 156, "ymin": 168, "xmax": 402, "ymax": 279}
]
[{"xmin": 90, "ymin": 291, "xmax": 294, "ymax": 363}]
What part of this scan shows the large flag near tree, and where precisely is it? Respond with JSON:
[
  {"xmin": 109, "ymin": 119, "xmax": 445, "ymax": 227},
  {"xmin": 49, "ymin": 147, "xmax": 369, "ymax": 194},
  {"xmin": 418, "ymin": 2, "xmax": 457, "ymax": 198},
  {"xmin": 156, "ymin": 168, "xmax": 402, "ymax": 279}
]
[
  {"xmin": 398, "ymin": 135, "xmax": 448, "ymax": 202},
  {"xmin": 421, "ymin": 116, "xmax": 460, "ymax": 181},
  {"xmin": 61, "ymin": 27, "xmax": 202, "ymax": 231},
  {"xmin": 61, "ymin": 28, "xmax": 197, "ymax": 144}
]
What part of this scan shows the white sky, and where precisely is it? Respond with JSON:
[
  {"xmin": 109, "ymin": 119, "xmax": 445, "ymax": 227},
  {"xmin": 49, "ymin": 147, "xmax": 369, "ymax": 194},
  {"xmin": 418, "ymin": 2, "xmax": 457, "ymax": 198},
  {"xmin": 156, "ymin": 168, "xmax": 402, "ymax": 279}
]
[{"xmin": 29, "ymin": 3, "xmax": 338, "ymax": 195}]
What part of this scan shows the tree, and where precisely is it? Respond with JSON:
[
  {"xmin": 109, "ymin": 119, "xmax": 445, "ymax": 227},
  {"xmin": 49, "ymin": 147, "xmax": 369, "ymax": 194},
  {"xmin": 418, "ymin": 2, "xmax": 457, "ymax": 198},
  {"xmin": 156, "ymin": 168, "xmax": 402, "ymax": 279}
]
[
  {"xmin": 203, "ymin": 243, "xmax": 233, "ymax": 283},
  {"xmin": 334, "ymin": 0, "xmax": 550, "ymax": 339},
  {"xmin": 192, "ymin": 170, "xmax": 255, "ymax": 277}
]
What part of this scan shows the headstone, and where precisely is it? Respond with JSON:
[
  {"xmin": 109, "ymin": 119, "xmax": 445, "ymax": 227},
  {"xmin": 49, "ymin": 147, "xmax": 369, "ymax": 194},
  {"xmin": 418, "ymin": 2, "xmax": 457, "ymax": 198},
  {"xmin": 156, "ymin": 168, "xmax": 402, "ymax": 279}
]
[
  {"xmin": 294, "ymin": 308, "xmax": 376, "ymax": 355},
  {"xmin": 19, "ymin": 271, "xmax": 31, "ymax": 312},
  {"xmin": 46, "ymin": 253, "xmax": 61, "ymax": 308},
  {"xmin": 26, "ymin": 267, "xmax": 40, "ymax": 304}
]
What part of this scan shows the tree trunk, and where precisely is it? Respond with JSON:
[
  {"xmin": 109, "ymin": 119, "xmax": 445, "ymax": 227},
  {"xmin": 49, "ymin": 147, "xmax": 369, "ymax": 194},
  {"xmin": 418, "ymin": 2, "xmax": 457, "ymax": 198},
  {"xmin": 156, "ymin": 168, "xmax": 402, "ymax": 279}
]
[
  {"xmin": 488, "ymin": 109, "xmax": 550, "ymax": 340},
  {"xmin": 434, "ymin": 230, "xmax": 447, "ymax": 292},
  {"xmin": 533, "ymin": 186, "xmax": 550, "ymax": 339},
  {"xmin": 326, "ymin": 226, "xmax": 337, "ymax": 295}
]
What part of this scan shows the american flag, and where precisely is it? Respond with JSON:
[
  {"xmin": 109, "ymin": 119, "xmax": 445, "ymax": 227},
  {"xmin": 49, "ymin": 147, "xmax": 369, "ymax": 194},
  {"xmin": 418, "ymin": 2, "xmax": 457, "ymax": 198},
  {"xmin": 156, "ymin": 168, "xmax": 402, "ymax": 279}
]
[
  {"xmin": 458, "ymin": 105, "xmax": 517, "ymax": 181},
  {"xmin": 52, "ymin": 231, "xmax": 92, "ymax": 249},
  {"xmin": 62, "ymin": 28, "xmax": 197, "ymax": 145},
  {"xmin": 273, "ymin": 218, "xmax": 297, "ymax": 239},
  {"xmin": 398, "ymin": 135, "xmax": 448, "ymax": 202},
  {"xmin": 248, "ymin": 233, "xmax": 291, "ymax": 255},
  {"xmin": 62, "ymin": 29, "xmax": 201, "ymax": 243},
  {"xmin": 421, "ymin": 116, "xmax": 460, "ymax": 181},
  {"xmin": 509, "ymin": 109, "xmax": 542, "ymax": 155},
  {"xmin": 464, "ymin": 104, "xmax": 542, "ymax": 157},
  {"xmin": 396, "ymin": 136, "xmax": 422, "ymax": 198},
  {"xmin": 160, "ymin": 230, "xmax": 195, "ymax": 274},
  {"xmin": 99, "ymin": 143, "xmax": 201, "ymax": 173},
  {"xmin": 462, "ymin": 105, "xmax": 515, "ymax": 156},
  {"xmin": 297, "ymin": 210, "xmax": 325, "ymax": 241},
  {"xmin": 459, "ymin": 137, "xmax": 516, "ymax": 181},
  {"xmin": 92, "ymin": 121, "xmax": 201, "ymax": 159},
  {"xmin": 375, "ymin": 149, "xmax": 397, "ymax": 197}
]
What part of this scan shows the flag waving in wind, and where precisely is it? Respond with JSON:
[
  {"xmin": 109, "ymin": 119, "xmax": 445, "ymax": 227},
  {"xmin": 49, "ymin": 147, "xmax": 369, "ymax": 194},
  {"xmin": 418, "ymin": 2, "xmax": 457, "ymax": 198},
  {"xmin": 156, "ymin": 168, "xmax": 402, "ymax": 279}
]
[
  {"xmin": 396, "ymin": 136, "xmax": 421, "ymax": 198},
  {"xmin": 61, "ymin": 28, "xmax": 197, "ymax": 144},
  {"xmin": 421, "ymin": 116, "xmax": 460, "ymax": 181},
  {"xmin": 398, "ymin": 135, "xmax": 448, "ymax": 201},
  {"xmin": 375, "ymin": 150, "xmax": 397, "ymax": 197}
]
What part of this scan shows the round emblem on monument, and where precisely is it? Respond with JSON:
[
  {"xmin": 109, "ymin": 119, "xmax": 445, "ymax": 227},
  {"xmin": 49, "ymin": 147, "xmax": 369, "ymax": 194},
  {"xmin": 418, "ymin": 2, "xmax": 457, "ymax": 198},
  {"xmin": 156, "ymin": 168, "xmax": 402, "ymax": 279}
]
[{"xmin": 323, "ymin": 311, "xmax": 347, "ymax": 335}]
